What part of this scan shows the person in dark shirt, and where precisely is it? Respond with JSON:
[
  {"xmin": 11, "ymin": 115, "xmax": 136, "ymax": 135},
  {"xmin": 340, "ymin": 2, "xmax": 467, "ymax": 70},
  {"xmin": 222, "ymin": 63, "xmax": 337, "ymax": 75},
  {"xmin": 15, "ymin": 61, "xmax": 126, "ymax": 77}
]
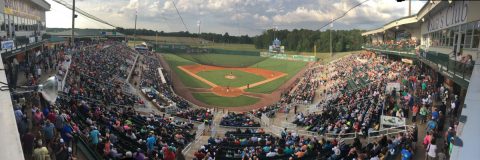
[{"xmin": 22, "ymin": 131, "xmax": 35, "ymax": 158}]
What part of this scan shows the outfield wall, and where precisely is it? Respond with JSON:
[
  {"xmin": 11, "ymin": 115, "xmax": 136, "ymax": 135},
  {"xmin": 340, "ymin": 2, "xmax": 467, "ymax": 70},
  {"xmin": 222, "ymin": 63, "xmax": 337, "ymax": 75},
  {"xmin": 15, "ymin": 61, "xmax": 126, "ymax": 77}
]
[{"xmin": 260, "ymin": 52, "xmax": 317, "ymax": 62}]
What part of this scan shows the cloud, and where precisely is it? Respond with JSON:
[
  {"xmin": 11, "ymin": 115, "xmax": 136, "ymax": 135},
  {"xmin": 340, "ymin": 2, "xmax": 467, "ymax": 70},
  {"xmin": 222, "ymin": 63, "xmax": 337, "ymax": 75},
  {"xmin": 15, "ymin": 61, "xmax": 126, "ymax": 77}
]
[{"xmin": 45, "ymin": 0, "xmax": 426, "ymax": 35}]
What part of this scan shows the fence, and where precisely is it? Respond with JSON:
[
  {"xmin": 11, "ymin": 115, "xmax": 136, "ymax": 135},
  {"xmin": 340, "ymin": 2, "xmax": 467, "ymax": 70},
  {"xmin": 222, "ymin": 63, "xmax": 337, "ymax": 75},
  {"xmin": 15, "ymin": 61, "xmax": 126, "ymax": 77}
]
[
  {"xmin": 367, "ymin": 125, "xmax": 412, "ymax": 143},
  {"xmin": 182, "ymin": 123, "xmax": 206, "ymax": 154}
]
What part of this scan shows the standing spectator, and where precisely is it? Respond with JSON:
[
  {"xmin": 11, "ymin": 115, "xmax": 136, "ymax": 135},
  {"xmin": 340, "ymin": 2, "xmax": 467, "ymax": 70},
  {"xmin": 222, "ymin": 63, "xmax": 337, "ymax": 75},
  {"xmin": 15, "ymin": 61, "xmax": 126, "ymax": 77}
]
[
  {"xmin": 426, "ymin": 139, "xmax": 437, "ymax": 160},
  {"xmin": 401, "ymin": 146, "xmax": 412, "ymax": 160},
  {"xmin": 89, "ymin": 126, "xmax": 101, "ymax": 146},
  {"xmin": 146, "ymin": 132, "xmax": 156, "ymax": 154},
  {"xmin": 32, "ymin": 141, "xmax": 50, "ymax": 160},
  {"xmin": 61, "ymin": 122, "xmax": 74, "ymax": 147},
  {"xmin": 42, "ymin": 120, "xmax": 55, "ymax": 146},
  {"xmin": 22, "ymin": 131, "xmax": 35, "ymax": 158},
  {"xmin": 419, "ymin": 106, "xmax": 428, "ymax": 124},
  {"xmin": 412, "ymin": 104, "xmax": 419, "ymax": 123}
]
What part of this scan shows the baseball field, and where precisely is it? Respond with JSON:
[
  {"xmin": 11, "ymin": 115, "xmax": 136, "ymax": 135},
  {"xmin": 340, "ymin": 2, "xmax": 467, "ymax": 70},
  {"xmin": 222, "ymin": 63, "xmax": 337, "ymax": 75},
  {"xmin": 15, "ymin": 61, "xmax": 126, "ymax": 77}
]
[{"xmin": 163, "ymin": 52, "xmax": 308, "ymax": 108}]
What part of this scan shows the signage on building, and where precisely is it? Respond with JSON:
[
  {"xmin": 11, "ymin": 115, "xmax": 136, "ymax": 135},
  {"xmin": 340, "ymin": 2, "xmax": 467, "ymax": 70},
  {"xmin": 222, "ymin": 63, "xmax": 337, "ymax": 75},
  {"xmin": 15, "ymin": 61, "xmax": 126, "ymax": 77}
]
[
  {"xmin": 4, "ymin": 0, "xmax": 43, "ymax": 20},
  {"xmin": 1, "ymin": 40, "xmax": 15, "ymax": 50},
  {"xmin": 427, "ymin": 1, "xmax": 469, "ymax": 33}
]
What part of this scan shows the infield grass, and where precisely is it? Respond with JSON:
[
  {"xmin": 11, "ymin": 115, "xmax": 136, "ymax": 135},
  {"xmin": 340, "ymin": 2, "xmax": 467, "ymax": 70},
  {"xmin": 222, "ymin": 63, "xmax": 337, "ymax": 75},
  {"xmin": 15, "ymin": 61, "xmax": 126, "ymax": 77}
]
[
  {"xmin": 197, "ymin": 70, "xmax": 265, "ymax": 87},
  {"xmin": 192, "ymin": 93, "xmax": 260, "ymax": 107},
  {"xmin": 245, "ymin": 58, "xmax": 307, "ymax": 93}
]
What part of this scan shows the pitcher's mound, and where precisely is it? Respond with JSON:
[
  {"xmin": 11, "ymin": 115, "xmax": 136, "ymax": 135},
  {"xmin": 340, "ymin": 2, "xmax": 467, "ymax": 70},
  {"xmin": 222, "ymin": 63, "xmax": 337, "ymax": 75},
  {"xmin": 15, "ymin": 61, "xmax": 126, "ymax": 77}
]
[
  {"xmin": 225, "ymin": 74, "xmax": 236, "ymax": 80},
  {"xmin": 211, "ymin": 86, "xmax": 243, "ymax": 97}
]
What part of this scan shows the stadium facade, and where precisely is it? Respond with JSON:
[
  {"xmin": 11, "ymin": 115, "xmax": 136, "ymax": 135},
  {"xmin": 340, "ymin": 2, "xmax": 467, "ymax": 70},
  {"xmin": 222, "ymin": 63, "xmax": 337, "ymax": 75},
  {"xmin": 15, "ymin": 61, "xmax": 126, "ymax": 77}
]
[
  {"xmin": 0, "ymin": 0, "xmax": 50, "ymax": 159},
  {"xmin": 362, "ymin": 1, "xmax": 480, "ymax": 159}
]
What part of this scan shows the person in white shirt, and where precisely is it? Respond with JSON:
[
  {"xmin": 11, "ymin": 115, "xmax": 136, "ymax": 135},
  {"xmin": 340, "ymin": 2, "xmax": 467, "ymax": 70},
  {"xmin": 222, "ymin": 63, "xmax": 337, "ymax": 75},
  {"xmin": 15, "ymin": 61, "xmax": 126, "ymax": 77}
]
[{"xmin": 427, "ymin": 139, "xmax": 437, "ymax": 160}]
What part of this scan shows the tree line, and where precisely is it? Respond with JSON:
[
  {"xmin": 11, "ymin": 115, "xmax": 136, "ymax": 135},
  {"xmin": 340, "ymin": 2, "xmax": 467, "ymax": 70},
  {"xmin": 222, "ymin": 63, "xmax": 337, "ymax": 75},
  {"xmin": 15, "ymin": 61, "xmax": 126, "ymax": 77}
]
[
  {"xmin": 47, "ymin": 27, "xmax": 365, "ymax": 52},
  {"xmin": 115, "ymin": 27, "xmax": 253, "ymax": 44},
  {"xmin": 253, "ymin": 29, "xmax": 365, "ymax": 52}
]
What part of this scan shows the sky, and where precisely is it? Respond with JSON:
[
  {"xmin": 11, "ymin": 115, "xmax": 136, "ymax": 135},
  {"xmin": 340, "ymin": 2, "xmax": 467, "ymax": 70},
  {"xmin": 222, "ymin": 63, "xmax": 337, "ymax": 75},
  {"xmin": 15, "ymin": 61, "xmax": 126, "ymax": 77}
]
[{"xmin": 45, "ymin": 0, "xmax": 427, "ymax": 36}]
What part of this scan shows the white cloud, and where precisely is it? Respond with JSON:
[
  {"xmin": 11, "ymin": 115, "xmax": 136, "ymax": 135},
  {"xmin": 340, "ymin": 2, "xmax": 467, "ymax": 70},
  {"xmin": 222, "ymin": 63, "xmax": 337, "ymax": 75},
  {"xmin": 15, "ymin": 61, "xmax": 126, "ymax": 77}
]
[{"xmin": 45, "ymin": 0, "xmax": 426, "ymax": 35}]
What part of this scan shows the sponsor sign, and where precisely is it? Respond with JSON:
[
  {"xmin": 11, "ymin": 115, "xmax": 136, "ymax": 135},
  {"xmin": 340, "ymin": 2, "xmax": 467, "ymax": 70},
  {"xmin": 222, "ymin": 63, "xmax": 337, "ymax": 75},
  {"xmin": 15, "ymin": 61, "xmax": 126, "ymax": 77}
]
[{"xmin": 1, "ymin": 40, "xmax": 15, "ymax": 50}]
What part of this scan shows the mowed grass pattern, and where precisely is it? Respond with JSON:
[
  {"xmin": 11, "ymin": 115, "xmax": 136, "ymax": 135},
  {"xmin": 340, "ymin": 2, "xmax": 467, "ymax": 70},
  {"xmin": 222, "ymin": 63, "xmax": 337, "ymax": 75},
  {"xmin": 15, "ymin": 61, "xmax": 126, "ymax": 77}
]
[
  {"xmin": 163, "ymin": 54, "xmax": 210, "ymax": 88},
  {"xmin": 192, "ymin": 93, "xmax": 260, "ymax": 107},
  {"xmin": 178, "ymin": 53, "xmax": 267, "ymax": 68},
  {"xmin": 197, "ymin": 70, "xmax": 265, "ymax": 87},
  {"xmin": 245, "ymin": 59, "xmax": 307, "ymax": 93}
]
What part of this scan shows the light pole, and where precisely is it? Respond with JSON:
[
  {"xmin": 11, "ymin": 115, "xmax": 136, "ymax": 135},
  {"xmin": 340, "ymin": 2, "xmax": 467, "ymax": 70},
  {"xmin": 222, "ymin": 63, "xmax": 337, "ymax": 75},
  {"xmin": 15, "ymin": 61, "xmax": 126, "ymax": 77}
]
[
  {"xmin": 133, "ymin": 10, "xmax": 137, "ymax": 48},
  {"xmin": 330, "ymin": 21, "xmax": 333, "ymax": 58},
  {"xmin": 71, "ymin": 0, "xmax": 75, "ymax": 47},
  {"xmin": 197, "ymin": 20, "xmax": 201, "ymax": 45}
]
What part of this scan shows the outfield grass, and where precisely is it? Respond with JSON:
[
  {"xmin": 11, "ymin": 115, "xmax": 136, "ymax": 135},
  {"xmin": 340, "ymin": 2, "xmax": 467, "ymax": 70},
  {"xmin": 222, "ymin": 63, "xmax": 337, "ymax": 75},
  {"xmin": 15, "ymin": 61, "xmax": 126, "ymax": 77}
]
[
  {"xmin": 245, "ymin": 58, "xmax": 307, "ymax": 93},
  {"xmin": 163, "ymin": 54, "xmax": 210, "ymax": 88},
  {"xmin": 177, "ymin": 53, "xmax": 267, "ymax": 68},
  {"xmin": 192, "ymin": 93, "xmax": 260, "ymax": 107},
  {"xmin": 197, "ymin": 70, "xmax": 265, "ymax": 87}
]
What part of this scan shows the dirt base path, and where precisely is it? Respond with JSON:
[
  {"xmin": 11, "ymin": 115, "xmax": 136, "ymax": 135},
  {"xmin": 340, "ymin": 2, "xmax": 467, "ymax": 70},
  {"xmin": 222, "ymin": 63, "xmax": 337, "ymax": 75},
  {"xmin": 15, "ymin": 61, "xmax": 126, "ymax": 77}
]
[{"xmin": 157, "ymin": 53, "xmax": 311, "ymax": 112}]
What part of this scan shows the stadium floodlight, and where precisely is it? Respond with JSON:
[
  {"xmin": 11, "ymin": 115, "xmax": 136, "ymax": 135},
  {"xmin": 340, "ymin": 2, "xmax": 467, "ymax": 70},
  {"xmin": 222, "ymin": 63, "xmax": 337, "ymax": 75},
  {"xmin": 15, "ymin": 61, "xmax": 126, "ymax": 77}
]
[{"xmin": 5, "ymin": 76, "xmax": 59, "ymax": 104}]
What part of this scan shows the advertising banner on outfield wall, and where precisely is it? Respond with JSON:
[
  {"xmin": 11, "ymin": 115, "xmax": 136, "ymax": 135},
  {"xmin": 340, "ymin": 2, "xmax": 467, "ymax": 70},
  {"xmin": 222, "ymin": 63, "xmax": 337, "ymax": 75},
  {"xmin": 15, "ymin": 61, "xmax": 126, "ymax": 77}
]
[{"xmin": 260, "ymin": 52, "xmax": 317, "ymax": 62}]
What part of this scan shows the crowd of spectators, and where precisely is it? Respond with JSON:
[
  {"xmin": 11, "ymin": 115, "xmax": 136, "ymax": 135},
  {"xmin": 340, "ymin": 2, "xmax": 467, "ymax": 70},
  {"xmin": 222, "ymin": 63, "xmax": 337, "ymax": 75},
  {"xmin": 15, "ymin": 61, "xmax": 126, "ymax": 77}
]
[
  {"xmin": 135, "ymin": 51, "xmax": 190, "ymax": 109},
  {"xmin": 281, "ymin": 63, "xmax": 321, "ymax": 105},
  {"xmin": 366, "ymin": 39, "xmax": 419, "ymax": 51},
  {"xmin": 250, "ymin": 105, "xmax": 281, "ymax": 118},
  {"xmin": 13, "ymin": 41, "xmax": 195, "ymax": 160},
  {"xmin": 220, "ymin": 112, "xmax": 260, "ymax": 127},
  {"xmin": 294, "ymin": 53, "xmax": 386, "ymax": 135},
  {"xmin": 174, "ymin": 108, "xmax": 213, "ymax": 123},
  {"xmin": 194, "ymin": 127, "xmax": 428, "ymax": 160},
  {"xmin": 65, "ymin": 42, "xmax": 139, "ymax": 106}
]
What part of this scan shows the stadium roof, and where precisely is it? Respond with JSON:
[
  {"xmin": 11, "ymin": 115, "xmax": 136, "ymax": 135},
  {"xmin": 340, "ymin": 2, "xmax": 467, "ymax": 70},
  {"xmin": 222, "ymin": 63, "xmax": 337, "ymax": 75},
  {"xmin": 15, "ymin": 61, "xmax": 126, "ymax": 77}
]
[
  {"xmin": 47, "ymin": 30, "xmax": 125, "ymax": 38},
  {"xmin": 362, "ymin": 1, "xmax": 446, "ymax": 36},
  {"xmin": 361, "ymin": 14, "xmax": 418, "ymax": 36}
]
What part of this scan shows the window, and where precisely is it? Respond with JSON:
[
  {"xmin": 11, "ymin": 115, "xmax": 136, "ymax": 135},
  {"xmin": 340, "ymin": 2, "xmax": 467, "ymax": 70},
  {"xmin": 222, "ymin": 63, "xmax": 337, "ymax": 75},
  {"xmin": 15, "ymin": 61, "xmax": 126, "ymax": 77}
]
[
  {"xmin": 14, "ymin": 16, "xmax": 18, "ymax": 31},
  {"xmin": 473, "ymin": 21, "xmax": 480, "ymax": 48},
  {"xmin": 21, "ymin": 17, "xmax": 25, "ymax": 31},
  {"xmin": 6, "ymin": 15, "xmax": 10, "ymax": 33},
  {"xmin": 0, "ymin": 13, "xmax": 4, "ymax": 31},
  {"xmin": 463, "ymin": 23, "xmax": 473, "ymax": 48},
  {"xmin": 449, "ymin": 28, "xmax": 455, "ymax": 47},
  {"xmin": 27, "ymin": 19, "xmax": 31, "ymax": 31}
]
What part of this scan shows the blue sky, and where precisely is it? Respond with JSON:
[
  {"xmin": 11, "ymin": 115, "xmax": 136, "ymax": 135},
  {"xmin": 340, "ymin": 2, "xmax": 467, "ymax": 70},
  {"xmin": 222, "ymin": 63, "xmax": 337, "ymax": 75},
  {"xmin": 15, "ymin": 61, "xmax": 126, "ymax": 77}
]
[{"xmin": 46, "ymin": 0, "xmax": 426, "ymax": 36}]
